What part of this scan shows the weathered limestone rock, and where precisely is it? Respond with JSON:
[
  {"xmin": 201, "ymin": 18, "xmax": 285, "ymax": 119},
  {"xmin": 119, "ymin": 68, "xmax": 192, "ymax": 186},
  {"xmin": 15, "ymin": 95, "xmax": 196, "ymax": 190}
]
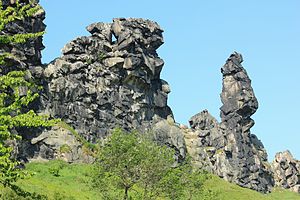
[
  {"xmin": 30, "ymin": 126, "xmax": 94, "ymax": 163},
  {"xmin": 37, "ymin": 18, "xmax": 186, "ymax": 162},
  {"xmin": 272, "ymin": 151, "xmax": 300, "ymax": 193},
  {"xmin": 218, "ymin": 52, "xmax": 273, "ymax": 192},
  {"xmin": 152, "ymin": 119, "xmax": 186, "ymax": 162},
  {"xmin": 184, "ymin": 52, "xmax": 274, "ymax": 193},
  {"xmin": 43, "ymin": 18, "xmax": 173, "ymax": 143}
]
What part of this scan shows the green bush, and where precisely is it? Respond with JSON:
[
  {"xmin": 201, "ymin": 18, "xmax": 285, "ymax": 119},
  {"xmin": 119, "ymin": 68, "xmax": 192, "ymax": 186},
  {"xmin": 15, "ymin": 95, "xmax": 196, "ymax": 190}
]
[
  {"xmin": 48, "ymin": 160, "xmax": 67, "ymax": 177},
  {"xmin": 59, "ymin": 144, "xmax": 72, "ymax": 154}
]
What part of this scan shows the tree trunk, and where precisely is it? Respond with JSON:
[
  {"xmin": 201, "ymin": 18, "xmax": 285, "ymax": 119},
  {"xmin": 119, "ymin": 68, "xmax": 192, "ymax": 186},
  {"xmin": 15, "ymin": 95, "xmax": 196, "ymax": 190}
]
[{"xmin": 123, "ymin": 186, "xmax": 129, "ymax": 200}]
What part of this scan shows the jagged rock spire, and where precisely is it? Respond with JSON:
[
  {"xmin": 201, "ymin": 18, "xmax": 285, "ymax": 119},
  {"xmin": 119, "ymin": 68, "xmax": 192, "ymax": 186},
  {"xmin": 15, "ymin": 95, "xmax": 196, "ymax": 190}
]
[
  {"xmin": 219, "ymin": 52, "xmax": 273, "ymax": 192},
  {"xmin": 185, "ymin": 52, "xmax": 274, "ymax": 193},
  {"xmin": 220, "ymin": 52, "xmax": 258, "ymax": 126}
]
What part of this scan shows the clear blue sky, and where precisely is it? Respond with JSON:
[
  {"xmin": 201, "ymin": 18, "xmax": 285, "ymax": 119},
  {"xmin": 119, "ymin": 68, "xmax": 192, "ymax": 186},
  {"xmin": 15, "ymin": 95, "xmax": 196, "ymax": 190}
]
[{"xmin": 39, "ymin": 0, "xmax": 300, "ymax": 161}]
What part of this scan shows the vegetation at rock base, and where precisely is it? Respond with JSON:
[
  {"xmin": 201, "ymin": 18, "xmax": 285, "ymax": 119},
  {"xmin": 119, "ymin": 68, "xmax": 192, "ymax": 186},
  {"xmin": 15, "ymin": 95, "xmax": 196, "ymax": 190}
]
[
  {"xmin": 0, "ymin": 159, "xmax": 299, "ymax": 199},
  {"xmin": 92, "ymin": 128, "xmax": 218, "ymax": 200},
  {"xmin": 0, "ymin": 129, "xmax": 298, "ymax": 199},
  {"xmin": 0, "ymin": 0, "xmax": 57, "ymax": 190}
]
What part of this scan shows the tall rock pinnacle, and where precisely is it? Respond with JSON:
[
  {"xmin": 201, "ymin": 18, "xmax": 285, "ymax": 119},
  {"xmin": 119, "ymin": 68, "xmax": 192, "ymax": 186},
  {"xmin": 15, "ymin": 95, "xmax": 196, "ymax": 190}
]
[
  {"xmin": 185, "ymin": 52, "xmax": 274, "ymax": 193},
  {"xmin": 218, "ymin": 52, "xmax": 273, "ymax": 192},
  {"xmin": 220, "ymin": 52, "xmax": 258, "ymax": 128}
]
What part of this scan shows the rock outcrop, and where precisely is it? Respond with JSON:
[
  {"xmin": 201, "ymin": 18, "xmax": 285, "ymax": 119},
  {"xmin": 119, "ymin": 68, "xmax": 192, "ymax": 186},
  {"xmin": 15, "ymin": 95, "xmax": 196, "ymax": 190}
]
[
  {"xmin": 0, "ymin": 0, "xmax": 45, "ymax": 76},
  {"xmin": 43, "ymin": 18, "xmax": 173, "ymax": 141},
  {"xmin": 3, "ymin": 1, "xmax": 300, "ymax": 194},
  {"xmin": 184, "ymin": 52, "xmax": 274, "ymax": 193},
  {"xmin": 39, "ymin": 18, "xmax": 185, "ymax": 161},
  {"xmin": 272, "ymin": 151, "xmax": 300, "ymax": 193}
]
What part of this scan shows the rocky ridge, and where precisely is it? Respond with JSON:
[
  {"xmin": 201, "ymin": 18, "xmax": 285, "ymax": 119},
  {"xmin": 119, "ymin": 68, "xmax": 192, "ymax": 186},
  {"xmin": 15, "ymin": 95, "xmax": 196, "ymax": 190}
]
[{"xmin": 1, "ymin": 1, "xmax": 300, "ymax": 194}]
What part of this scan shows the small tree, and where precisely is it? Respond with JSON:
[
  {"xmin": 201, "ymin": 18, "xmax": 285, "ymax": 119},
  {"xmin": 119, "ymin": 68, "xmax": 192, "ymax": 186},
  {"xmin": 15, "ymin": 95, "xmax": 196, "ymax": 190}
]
[
  {"xmin": 0, "ymin": 0, "xmax": 57, "ymax": 188},
  {"xmin": 93, "ymin": 128, "xmax": 175, "ymax": 200}
]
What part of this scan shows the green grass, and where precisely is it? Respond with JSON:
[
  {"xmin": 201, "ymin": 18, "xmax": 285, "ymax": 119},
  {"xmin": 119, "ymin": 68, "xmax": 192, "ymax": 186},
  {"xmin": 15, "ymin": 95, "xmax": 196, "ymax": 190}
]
[
  {"xmin": 204, "ymin": 175, "xmax": 300, "ymax": 200},
  {"xmin": 5, "ymin": 160, "xmax": 300, "ymax": 200},
  {"xmin": 16, "ymin": 160, "xmax": 97, "ymax": 199}
]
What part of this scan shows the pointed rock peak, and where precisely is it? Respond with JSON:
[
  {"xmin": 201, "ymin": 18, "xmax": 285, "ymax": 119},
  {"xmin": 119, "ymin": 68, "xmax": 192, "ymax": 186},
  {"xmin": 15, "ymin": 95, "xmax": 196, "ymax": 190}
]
[
  {"xmin": 220, "ymin": 52, "xmax": 258, "ymax": 123},
  {"xmin": 111, "ymin": 18, "xmax": 164, "ymax": 51},
  {"xmin": 189, "ymin": 110, "xmax": 218, "ymax": 130},
  {"xmin": 221, "ymin": 51, "xmax": 244, "ymax": 75},
  {"xmin": 86, "ymin": 22, "xmax": 112, "ymax": 42}
]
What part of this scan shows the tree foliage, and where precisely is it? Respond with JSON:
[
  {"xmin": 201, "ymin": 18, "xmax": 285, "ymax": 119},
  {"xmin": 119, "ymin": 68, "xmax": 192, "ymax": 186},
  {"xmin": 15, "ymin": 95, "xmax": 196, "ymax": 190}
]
[
  {"xmin": 0, "ymin": 0, "xmax": 57, "ymax": 188},
  {"xmin": 93, "ymin": 129, "xmax": 217, "ymax": 200},
  {"xmin": 93, "ymin": 128, "xmax": 175, "ymax": 200}
]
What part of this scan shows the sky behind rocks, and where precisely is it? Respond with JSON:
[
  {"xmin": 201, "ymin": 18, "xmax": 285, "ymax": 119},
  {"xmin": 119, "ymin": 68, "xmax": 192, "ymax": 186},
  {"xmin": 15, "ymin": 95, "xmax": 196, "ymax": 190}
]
[{"xmin": 40, "ymin": 0, "xmax": 300, "ymax": 160}]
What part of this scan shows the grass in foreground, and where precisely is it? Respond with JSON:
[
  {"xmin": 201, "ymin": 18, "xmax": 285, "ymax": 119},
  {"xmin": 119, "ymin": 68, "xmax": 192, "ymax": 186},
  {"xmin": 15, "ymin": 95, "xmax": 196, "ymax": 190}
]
[
  {"xmin": 1, "ymin": 160, "xmax": 299, "ymax": 200},
  {"xmin": 204, "ymin": 175, "xmax": 300, "ymax": 200}
]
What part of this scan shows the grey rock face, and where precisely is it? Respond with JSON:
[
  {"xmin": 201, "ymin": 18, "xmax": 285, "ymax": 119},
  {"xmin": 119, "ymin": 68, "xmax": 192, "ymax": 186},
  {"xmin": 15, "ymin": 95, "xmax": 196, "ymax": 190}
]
[
  {"xmin": 272, "ymin": 151, "xmax": 300, "ymax": 193},
  {"xmin": 30, "ymin": 126, "xmax": 94, "ymax": 163},
  {"xmin": 218, "ymin": 52, "xmax": 273, "ymax": 192},
  {"xmin": 184, "ymin": 52, "xmax": 274, "ymax": 193},
  {"xmin": 43, "ymin": 18, "xmax": 173, "ymax": 143},
  {"xmin": 0, "ymin": 0, "xmax": 46, "ymax": 76},
  {"xmin": 0, "ymin": 1, "xmax": 52, "ymax": 161},
  {"xmin": 152, "ymin": 119, "xmax": 186, "ymax": 162}
]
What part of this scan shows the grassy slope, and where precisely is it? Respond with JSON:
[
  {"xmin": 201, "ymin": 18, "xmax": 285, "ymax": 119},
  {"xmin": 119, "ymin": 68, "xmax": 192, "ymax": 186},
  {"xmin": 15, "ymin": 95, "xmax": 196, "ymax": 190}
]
[
  {"xmin": 14, "ymin": 161, "xmax": 300, "ymax": 200},
  {"xmin": 204, "ymin": 175, "xmax": 300, "ymax": 200},
  {"xmin": 17, "ymin": 161, "xmax": 97, "ymax": 199}
]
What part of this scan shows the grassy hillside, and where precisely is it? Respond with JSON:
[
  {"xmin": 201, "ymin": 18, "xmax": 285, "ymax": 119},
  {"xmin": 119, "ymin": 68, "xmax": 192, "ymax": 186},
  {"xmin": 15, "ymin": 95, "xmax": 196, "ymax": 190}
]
[
  {"xmin": 2, "ymin": 160, "xmax": 299, "ymax": 200},
  {"xmin": 204, "ymin": 175, "xmax": 300, "ymax": 200}
]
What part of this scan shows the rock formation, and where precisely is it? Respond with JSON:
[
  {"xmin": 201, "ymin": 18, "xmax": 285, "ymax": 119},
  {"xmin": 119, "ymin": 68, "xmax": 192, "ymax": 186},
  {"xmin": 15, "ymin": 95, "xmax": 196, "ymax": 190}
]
[
  {"xmin": 2, "ymin": 0, "xmax": 300, "ymax": 194},
  {"xmin": 0, "ymin": 0, "xmax": 53, "ymax": 162},
  {"xmin": 218, "ymin": 52, "xmax": 274, "ymax": 192},
  {"xmin": 43, "ymin": 18, "xmax": 172, "ymax": 141},
  {"xmin": 272, "ymin": 151, "xmax": 300, "ymax": 193},
  {"xmin": 184, "ymin": 52, "xmax": 274, "ymax": 193},
  {"xmin": 0, "ymin": 0, "xmax": 45, "ymax": 76},
  {"xmin": 40, "ymin": 18, "xmax": 185, "ymax": 161}
]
